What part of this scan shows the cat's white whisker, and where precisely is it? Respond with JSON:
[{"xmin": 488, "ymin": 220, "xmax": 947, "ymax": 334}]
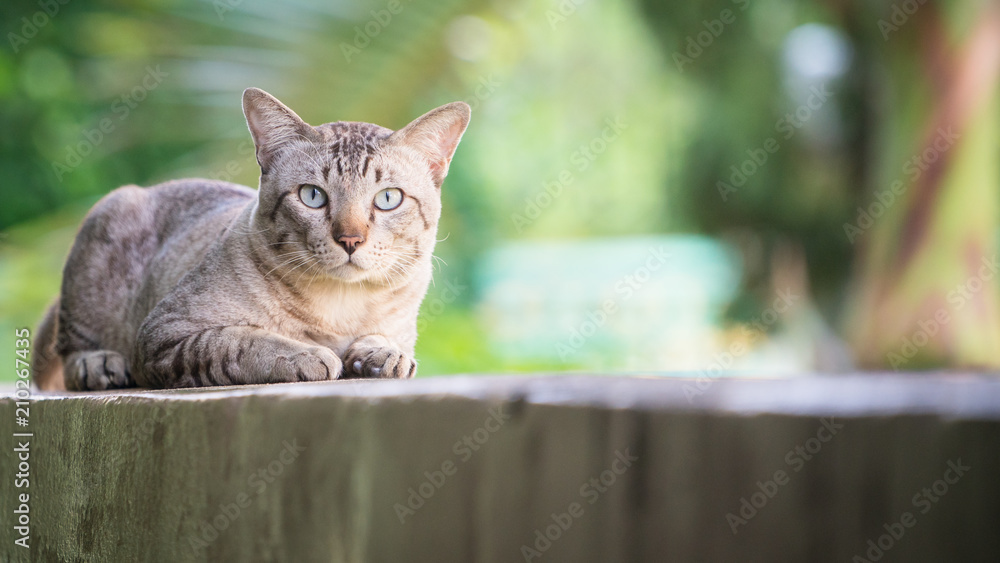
[
  {"xmin": 273, "ymin": 250, "xmax": 311, "ymax": 259},
  {"xmin": 277, "ymin": 255, "xmax": 318, "ymax": 283},
  {"xmin": 263, "ymin": 251, "xmax": 313, "ymax": 278},
  {"xmin": 229, "ymin": 224, "xmax": 274, "ymax": 236},
  {"xmin": 388, "ymin": 253, "xmax": 418, "ymax": 263},
  {"xmin": 376, "ymin": 265, "xmax": 391, "ymax": 289},
  {"xmin": 390, "ymin": 256, "xmax": 421, "ymax": 272},
  {"xmin": 303, "ymin": 264, "xmax": 325, "ymax": 294},
  {"xmin": 382, "ymin": 268, "xmax": 401, "ymax": 291},
  {"xmin": 264, "ymin": 254, "xmax": 311, "ymax": 276},
  {"xmin": 294, "ymin": 258, "xmax": 323, "ymax": 287}
]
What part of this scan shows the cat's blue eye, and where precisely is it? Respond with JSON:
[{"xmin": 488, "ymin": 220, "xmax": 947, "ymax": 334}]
[
  {"xmin": 374, "ymin": 188, "xmax": 403, "ymax": 211},
  {"xmin": 298, "ymin": 184, "xmax": 327, "ymax": 208}
]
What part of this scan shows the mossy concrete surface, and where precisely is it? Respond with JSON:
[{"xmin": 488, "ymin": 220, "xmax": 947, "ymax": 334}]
[{"xmin": 2, "ymin": 375, "xmax": 1000, "ymax": 562}]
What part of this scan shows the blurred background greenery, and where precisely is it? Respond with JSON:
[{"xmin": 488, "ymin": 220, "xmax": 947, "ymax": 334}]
[{"xmin": 1, "ymin": 0, "xmax": 998, "ymax": 381}]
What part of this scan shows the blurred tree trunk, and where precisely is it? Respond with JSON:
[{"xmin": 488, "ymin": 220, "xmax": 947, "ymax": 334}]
[{"xmin": 844, "ymin": 2, "xmax": 1000, "ymax": 369}]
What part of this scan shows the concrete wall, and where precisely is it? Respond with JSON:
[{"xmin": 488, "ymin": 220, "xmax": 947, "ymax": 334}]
[{"xmin": 2, "ymin": 375, "xmax": 999, "ymax": 562}]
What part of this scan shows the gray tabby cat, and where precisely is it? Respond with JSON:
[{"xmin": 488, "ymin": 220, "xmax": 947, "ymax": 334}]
[{"xmin": 32, "ymin": 88, "xmax": 470, "ymax": 390}]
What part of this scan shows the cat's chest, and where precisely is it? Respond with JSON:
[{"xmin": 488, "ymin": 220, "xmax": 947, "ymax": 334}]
[
  {"xmin": 310, "ymin": 288, "xmax": 372, "ymax": 329},
  {"xmin": 296, "ymin": 287, "xmax": 389, "ymax": 349}
]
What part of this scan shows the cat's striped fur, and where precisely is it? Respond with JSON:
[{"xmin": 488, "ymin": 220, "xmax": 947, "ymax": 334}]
[{"xmin": 32, "ymin": 88, "xmax": 470, "ymax": 390}]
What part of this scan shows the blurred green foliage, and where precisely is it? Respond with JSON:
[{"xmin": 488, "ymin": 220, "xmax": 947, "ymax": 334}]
[{"xmin": 2, "ymin": 0, "xmax": 997, "ymax": 379}]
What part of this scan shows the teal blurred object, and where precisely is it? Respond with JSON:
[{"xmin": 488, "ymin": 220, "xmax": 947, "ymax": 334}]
[{"xmin": 475, "ymin": 235, "xmax": 741, "ymax": 371}]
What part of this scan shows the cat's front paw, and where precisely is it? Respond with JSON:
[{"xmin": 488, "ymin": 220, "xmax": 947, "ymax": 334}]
[
  {"xmin": 65, "ymin": 350, "xmax": 134, "ymax": 391},
  {"xmin": 275, "ymin": 346, "xmax": 343, "ymax": 382},
  {"xmin": 343, "ymin": 344, "xmax": 416, "ymax": 379}
]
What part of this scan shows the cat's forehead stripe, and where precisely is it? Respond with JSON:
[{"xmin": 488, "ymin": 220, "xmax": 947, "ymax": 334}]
[{"xmin": 316, "ymin": 121, "xmax": 391, "ymax": 179}]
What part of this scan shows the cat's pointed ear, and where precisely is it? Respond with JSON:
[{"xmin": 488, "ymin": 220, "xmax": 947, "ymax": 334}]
[
  {"xmin": 242, "ymin": 87, "xmax": 320, "ymax": 174},
  {"xmin": 388, "ymin": 102, "xmax": 471, "ymax": 187}
]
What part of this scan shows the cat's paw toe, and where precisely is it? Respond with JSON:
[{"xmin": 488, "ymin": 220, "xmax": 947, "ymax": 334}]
[
  {"xmin": 280, "ymin": 347, "xmax": 343, "ymax": 382},
  {"xmin": 67, "ymin": 351, "xmax": 134, "ymax": 391},
  {"xmin": 344, "ymin": 347, "xmax": 416, "ymax": 379}
]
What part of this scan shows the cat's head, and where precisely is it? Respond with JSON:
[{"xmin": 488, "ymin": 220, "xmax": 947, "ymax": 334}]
[{"xmin": 241, "ymin": 87, "xmax": 469, "ymax": 288}]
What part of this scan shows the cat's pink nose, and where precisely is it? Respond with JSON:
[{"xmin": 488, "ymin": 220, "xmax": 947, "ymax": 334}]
[{"xmin": 336, "ymin": 234, "xmax": 365, "ymax": 255}]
